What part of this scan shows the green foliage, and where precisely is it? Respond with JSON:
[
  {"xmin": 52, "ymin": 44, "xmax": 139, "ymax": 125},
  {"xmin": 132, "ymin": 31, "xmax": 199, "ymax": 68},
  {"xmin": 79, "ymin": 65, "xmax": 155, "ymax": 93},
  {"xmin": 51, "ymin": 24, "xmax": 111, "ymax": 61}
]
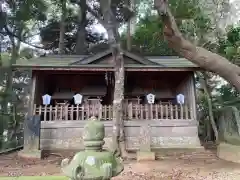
[
  {"xmin": 0, "ymin": 53, "xmax": 10, "ymax": 67},
  {"xmin": 40, "ymin": 15, "xmax": 105, "ymax": 53},
  {"xmin": 168, "ymin": 0, "xmax": 201, "ymax": 19},
  {"xmin": 124, "ymin": 15, "xmax": 176, "ymax": 55},
  {"xmin": 215, "ymin": 84, "xmax": 240, "ymax": 105},
  {"xmin": 122, "ymin": 0, "xmax": 213, "ymax": 55},
  {"xmin": 8, "ymin": 0, "xmax": 47, "ymax": 22},
  {"xmin": 218, "ymin": 25, "xmax": 240, "ymax": 63},
  {"xmin": 196, "ymin": 25, "xmax": 240, "ymax": 143}
]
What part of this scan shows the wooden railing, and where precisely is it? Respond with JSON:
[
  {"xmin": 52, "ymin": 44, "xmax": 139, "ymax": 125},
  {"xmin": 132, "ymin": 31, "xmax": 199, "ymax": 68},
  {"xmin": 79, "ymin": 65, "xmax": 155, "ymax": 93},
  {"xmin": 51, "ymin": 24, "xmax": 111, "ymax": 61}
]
[
  {"xmin": 33, "ymin": 103, "xmax": 193, "ymax": 121},
  {"xmin": 124, "ymin": 103, "xmax": 193, "ymax": 120},
  {"xmin": 33, "ymin": 104, "xmax": 112, "ymax": 121}
]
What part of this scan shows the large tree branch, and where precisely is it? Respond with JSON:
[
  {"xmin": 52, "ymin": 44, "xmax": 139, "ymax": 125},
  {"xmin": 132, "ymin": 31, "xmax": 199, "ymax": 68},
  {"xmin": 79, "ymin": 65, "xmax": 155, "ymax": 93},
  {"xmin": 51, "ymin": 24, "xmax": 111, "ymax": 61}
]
[
  {"xmin": 154, "ymin": 0, "xmax": 240, "ymax": 91},
  {"xmin": 2, "ymin": 26, "xmax": 45, "ymax": 49}
]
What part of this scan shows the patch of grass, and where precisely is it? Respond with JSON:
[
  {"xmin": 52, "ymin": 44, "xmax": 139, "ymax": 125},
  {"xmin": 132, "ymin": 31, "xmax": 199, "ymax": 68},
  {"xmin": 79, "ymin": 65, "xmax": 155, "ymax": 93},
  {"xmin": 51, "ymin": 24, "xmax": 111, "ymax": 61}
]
[{"xmin": 0, "ymin": 176, "xmax": 68, "ymax": 180}]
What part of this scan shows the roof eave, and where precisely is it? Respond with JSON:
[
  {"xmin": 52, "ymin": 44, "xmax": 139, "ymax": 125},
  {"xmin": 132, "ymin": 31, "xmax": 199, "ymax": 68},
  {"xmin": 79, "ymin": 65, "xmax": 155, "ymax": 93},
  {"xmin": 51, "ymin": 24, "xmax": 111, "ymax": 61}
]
[{"xmin": 13, "ymin": 64, "xmax": 201, "ymax": 71}]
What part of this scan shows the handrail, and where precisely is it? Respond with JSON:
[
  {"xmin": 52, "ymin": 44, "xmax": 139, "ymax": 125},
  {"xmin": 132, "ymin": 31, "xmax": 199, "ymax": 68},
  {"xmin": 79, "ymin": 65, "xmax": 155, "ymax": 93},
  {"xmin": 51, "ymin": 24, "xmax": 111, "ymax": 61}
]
[{"xmin": 33, "ymin": 103, "xmax": 193, "ymax": 121}]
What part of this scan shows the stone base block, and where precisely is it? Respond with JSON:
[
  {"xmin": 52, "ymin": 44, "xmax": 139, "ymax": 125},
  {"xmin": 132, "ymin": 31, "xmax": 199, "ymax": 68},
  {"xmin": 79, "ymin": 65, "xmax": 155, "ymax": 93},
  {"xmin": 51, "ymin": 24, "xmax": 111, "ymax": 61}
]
[
  {"xmin": 18, "ymin": 149, "xmax": 42, "ymax": 160},
  {"xmin": 137, "ymin": 151, "xmax": 155, "ymax": 161},
  {"xmin": 217, "ymin": 143, "xmax": 240, "ymax": 163}
]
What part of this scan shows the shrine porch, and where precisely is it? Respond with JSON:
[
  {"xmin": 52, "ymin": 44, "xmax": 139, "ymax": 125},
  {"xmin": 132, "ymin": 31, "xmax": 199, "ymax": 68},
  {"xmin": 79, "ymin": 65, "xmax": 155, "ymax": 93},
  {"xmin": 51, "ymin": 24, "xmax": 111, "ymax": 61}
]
[{"xmin": 35, "ymin": 103, "xmax": 201, "ymax": 151}]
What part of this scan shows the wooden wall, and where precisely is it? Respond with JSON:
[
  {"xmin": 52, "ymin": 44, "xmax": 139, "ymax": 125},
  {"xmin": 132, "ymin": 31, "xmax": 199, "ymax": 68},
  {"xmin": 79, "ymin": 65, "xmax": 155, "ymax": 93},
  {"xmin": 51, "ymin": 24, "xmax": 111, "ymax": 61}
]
[
  {"xmin": 32, "ymin": 70, "xmax": 196, "ymax": 109},
  {"xmin": 35, "ymin": 72, "xmax": 45, "ymax": 105},
  {"xmin": 176, "ymin": 72, "xmax": 197, "ymax": 119},
  {"xmin": 125, "ymin": 71, "xmax": 190, "ymax": 99},
  {"xmin": 33, "ymin": 71, "xmax": 107, "ymax": 103}
]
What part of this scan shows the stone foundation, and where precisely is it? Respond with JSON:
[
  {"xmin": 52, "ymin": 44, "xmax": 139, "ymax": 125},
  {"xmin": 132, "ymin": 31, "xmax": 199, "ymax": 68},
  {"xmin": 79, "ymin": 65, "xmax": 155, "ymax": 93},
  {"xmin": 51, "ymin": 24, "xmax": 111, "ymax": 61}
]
[
  {"xmin": 137, "ymin": 151, "xmax": 156, "ymax": 161},
  {"xmin": 18, "ymin": 149, "xmax": 42, "ymax": 160},
  {"xmin": 217, "ymin": 143, "xmax": 240, "ymax": 163},
  {"xmin": 40, "ymin": 120, "xmax": 201, "ymax": 151}
]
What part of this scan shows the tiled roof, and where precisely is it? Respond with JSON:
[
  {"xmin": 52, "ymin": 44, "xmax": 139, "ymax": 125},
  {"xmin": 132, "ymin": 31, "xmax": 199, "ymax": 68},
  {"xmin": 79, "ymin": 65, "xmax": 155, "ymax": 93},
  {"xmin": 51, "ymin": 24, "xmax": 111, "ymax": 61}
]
[{"xmin": 147, "ymin": 56, "xmax": 197, "ymax": 67}]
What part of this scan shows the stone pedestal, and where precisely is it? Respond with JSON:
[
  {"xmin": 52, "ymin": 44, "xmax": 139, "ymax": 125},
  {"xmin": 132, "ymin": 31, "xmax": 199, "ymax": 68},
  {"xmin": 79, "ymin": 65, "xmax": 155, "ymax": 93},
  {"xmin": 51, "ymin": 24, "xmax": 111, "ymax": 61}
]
[
  {"xmin": 137, "ymin": 151, "xmax": 155, "ymax": 161},
  {"xmin": 18, "ymin": 115, "xmax": 42, "ymax": 159},
  {"xmin": 217, "ymin": 142, "xmax": 240, "ymax": 163},
  {"xmin": 18, "ymin": 149, "xmax": 42, "ymax": 159},
  {"xmin": 137, "ymin": 123, "xmax": 155, "ymax": 161}
]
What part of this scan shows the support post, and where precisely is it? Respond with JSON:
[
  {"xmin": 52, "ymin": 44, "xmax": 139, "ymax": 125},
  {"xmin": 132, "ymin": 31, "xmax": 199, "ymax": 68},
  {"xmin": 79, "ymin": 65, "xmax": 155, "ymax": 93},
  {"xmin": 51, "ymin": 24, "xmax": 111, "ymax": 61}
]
[
  {"xmin": 137, "ymin": 122, "xmax": 155, "ymax": 161},
  {"xmin": 18, "ymin": 73, "xmax": 42, "ymax": 159}
]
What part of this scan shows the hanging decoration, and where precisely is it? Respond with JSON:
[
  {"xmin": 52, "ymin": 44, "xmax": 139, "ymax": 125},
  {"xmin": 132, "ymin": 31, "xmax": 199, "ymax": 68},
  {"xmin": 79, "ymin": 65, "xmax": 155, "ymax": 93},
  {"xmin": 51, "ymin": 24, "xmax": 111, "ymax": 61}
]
[
  {"xmin": 42, "ymin": 94, "xmax": 51, "ymax": 105},
  {"xmin": 73, "ymin": 93, "xmax": 83, "ymax": 105},
  {"xmin": 176, "ymin": 94, "xmax": 185, "ymax": 105},
  {"xmin": 146, "ymin": 93, "xmax": 155, "ymax": 104}
]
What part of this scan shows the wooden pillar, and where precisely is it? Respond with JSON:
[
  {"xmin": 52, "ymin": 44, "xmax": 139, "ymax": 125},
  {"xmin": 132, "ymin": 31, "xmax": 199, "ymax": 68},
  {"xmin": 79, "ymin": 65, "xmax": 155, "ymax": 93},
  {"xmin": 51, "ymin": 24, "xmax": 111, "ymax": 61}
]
[
  {"xmin": 28, "ymin": 73, "xmax": 37, "ymax": 116},
  {"xmin": 189, "ymin": 73, "xmax": 197, "ymax": 120},
  {"xmin": 18, "ymin": 72, "xmax": 42, "ymax": 159}
]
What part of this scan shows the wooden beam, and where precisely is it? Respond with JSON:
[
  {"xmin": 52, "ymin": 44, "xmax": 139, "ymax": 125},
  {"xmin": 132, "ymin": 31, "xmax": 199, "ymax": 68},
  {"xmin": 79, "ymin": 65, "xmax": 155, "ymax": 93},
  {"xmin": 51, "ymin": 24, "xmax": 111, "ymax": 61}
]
[
  {"xmin": 14, "ymin": 66, "xmax": 200, "ymax": 72},
  {"xmin": 29, "ymin": 67, "xmax": 114, "ymax": 71},
  {"xmin": 41, "ymin": 71, "xmax": 107, "ymax": 75},
  {"xmin": 125, "ymin": 68, "xmax": 200, "ymax": 71}
]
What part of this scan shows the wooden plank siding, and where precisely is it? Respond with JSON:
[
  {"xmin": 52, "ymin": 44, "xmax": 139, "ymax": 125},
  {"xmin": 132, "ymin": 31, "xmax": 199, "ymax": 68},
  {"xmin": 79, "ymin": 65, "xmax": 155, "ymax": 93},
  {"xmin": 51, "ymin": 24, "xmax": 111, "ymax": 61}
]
[{"xmin": 176, "ymin": 72, "xmax": 197, "ymax": 120}]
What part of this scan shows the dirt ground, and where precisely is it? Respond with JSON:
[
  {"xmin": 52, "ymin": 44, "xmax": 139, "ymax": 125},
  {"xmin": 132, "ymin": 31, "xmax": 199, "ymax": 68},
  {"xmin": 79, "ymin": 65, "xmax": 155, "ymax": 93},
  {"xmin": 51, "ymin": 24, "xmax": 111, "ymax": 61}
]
[{"xmin": 1, "ymin": 151, "xmax": 240, "ymax": 179}]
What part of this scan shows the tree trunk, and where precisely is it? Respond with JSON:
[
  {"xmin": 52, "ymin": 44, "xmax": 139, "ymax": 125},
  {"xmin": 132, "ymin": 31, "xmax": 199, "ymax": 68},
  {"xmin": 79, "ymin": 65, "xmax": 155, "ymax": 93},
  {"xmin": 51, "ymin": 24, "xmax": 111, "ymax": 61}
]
[
  {"xmin": 200, "ymin": 72, "xmax": 219, "ymax": 143},
  {"xmin": 58, "ymin": 0, "xmax": 66, "ymax": 54},
  {"xmin": 100, "ymin": 0, "xmax": 128, "ymax": 158},
  {"xmin": 75, "ymin": 0, "xmax": 88, "ymax": 55},
  {"xmin": 112, "ymin": 47, "xmax": 126, "ymax": 157},
  {"xmin": 126, "ymin": 0, "xmax": 131, "ymax": 51},
  {"xmin": 154, "ymin": 0, "xmax": 240, "ymax": 92},
  {"xmin": 126, "ymin": 0, "xmax": 135, "ymax": 51},
  {"xmin": 2, "ymin": 36, "xmax": 19, "ymax": 112},
  {"xmin": 1, "ymin": 32, "xmax": 20, "ymax": 149},
  {"xmin": 127, "ymin": 20, "xmax": 131, "ymax": 51}
]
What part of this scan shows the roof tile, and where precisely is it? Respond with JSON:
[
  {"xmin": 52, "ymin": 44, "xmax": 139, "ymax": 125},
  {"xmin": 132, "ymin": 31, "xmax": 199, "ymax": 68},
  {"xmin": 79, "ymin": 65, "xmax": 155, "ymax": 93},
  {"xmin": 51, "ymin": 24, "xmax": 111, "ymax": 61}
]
[{"xmin": 14, "ymin": 54, "xmax": 198, "ymax": 68}]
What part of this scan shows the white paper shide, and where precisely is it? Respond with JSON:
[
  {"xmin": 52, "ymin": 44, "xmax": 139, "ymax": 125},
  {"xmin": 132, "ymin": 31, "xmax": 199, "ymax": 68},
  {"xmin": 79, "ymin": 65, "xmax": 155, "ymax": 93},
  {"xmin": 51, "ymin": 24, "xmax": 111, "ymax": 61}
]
[
  {"xmin": 42, "ymin": 94, "xmax": 51, "ymax": 105},
  {"xmin": 146, "ymin": 93, "xmax": 155, "ymax": 104},
  {"xmin": 73, "ymin": 93, "xmax": 83, "ymax": 105},
  {"xmin": 176, "ymin": 94, "xmax": 185, "ymax": 105}
]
